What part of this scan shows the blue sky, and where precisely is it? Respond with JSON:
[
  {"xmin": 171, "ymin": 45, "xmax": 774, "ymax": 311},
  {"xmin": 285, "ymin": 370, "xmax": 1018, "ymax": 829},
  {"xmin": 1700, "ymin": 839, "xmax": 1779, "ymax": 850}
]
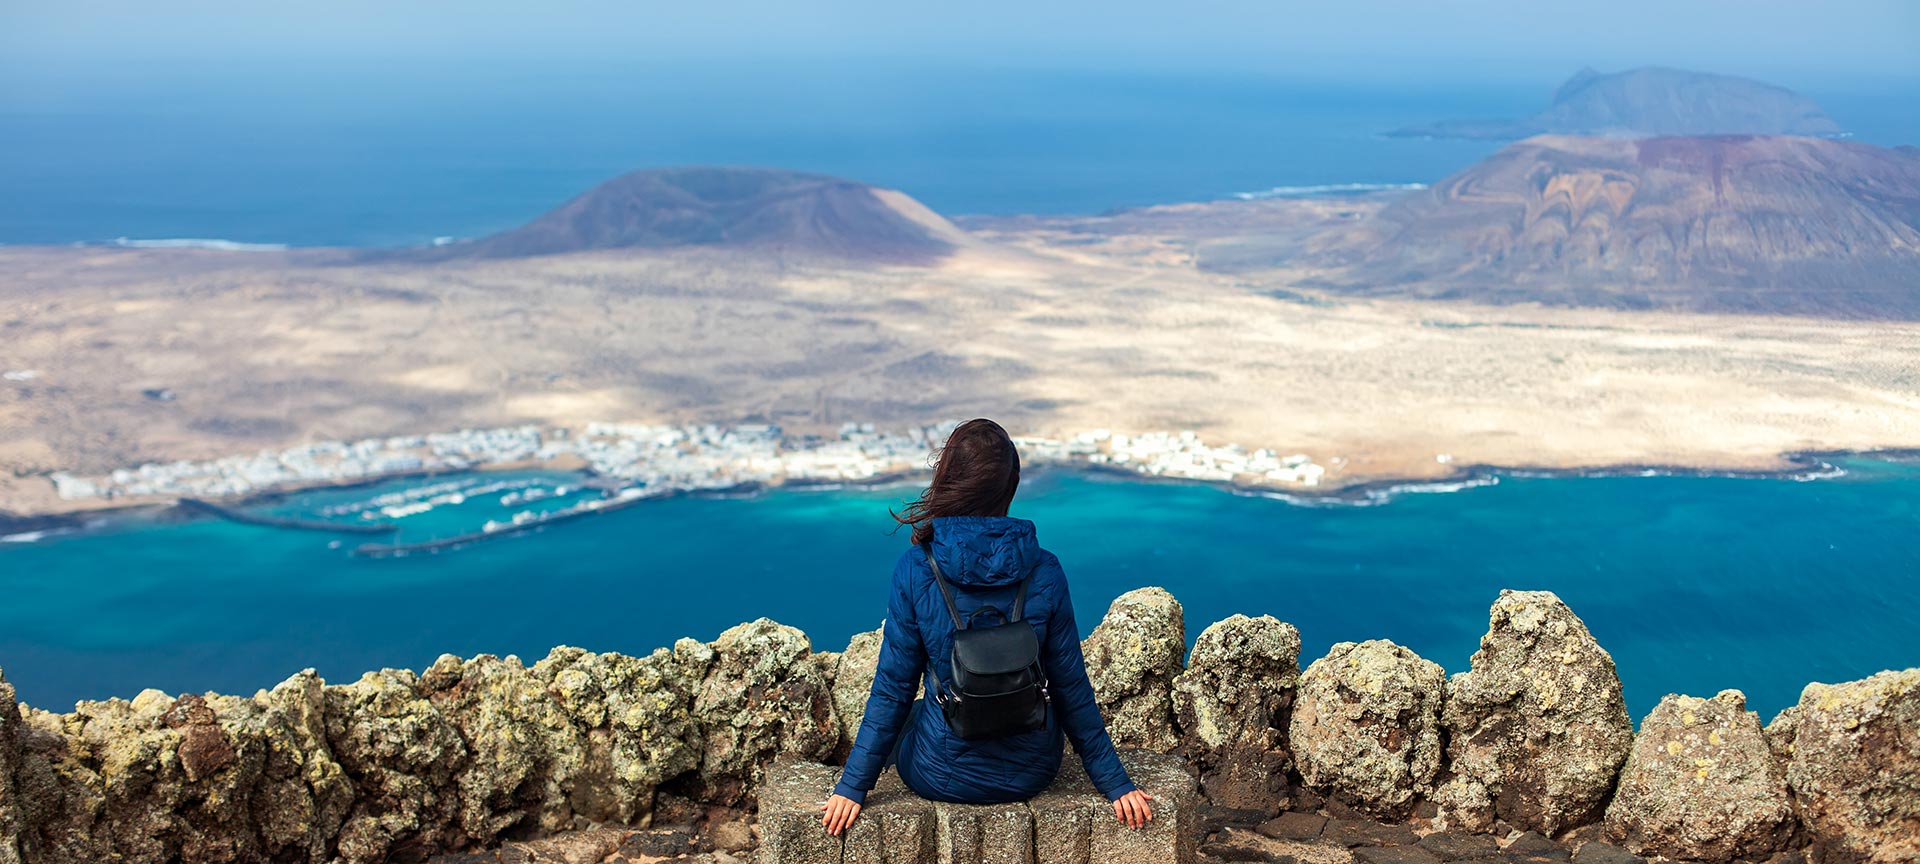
[{"xmin": 5, "ymin": 0, "xmax": 1917, "ymax": 85}]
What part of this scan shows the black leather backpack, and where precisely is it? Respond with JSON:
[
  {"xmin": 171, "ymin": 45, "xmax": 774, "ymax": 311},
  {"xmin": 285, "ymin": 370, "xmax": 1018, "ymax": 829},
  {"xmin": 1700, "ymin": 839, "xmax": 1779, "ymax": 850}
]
[{"xmin": 926, "ymin": 551, "xmax": 1050, "ymax": 740}]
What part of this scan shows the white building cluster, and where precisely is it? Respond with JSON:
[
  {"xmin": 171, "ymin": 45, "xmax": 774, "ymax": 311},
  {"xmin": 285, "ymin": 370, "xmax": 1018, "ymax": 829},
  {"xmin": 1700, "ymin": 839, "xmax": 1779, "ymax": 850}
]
[
  {"xmin": 50, "ymin": 420, "xmax": 1330, "ymax": 502},
  {"xmin": 1065, "ymin": 429, "xmax": 1325, "ymax": 486}
]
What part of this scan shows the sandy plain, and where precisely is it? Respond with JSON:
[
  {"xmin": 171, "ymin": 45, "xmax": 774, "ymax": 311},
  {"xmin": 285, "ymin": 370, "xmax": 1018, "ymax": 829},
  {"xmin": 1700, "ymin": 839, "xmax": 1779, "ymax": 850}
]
[{"xmin": 2, "ymin": 196, "xmax": 1917, "ymax": 517}]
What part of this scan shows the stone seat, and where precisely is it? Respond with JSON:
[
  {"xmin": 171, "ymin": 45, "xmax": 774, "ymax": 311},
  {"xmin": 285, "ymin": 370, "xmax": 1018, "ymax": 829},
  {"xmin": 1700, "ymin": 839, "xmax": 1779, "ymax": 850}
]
[{"xmin": 758, "ymin": 749, "xmax": 1197, "ymax": 864}]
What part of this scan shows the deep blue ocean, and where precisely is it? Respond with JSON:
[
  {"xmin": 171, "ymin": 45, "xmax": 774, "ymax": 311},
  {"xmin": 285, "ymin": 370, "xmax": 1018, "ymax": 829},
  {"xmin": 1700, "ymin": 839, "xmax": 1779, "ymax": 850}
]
[
  {"xmin": 2, "ymin": 60, "xmax": 1917, "ymax": 246},
  {"xmin": 3, "ymin": 462, "xmax": 1917, "ymax": 722}
]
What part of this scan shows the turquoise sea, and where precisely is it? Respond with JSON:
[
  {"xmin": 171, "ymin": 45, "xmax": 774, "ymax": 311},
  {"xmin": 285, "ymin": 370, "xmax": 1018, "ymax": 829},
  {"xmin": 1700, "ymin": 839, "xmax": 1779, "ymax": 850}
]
[{"xmin": 3, "ymin": 460, "xmax": 1916, "ymax": 722}]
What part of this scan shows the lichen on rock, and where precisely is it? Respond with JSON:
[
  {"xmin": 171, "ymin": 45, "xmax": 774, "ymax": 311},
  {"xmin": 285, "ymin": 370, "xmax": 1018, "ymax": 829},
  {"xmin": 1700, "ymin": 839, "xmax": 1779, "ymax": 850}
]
[
  {"xmin": 1171, "ymin": 614, "xmax": 1300, "ymax": 813},
  {"xmin": 5, "ymin": 668, "xmax": 355, "ymax": 864},
  {"xmin": 1434, "ymin": 589, "xmax": 1633, "ymax": 835},
  {"xmin": 530, "ymin": 643, "xmax": 707, "ymax": 824},
  {"xmin": 1781, "ymin": 667, "xmax": 1920, "ymax": 864},
  {"xmin": 323, "ymin": 668, "xmax": 468, "ymax": 863},
  {"xmin": 1083, "ymin": 587, "xmax": 1186, "ymax": 752},
  {"xmin": 688, "ymin": 619, "xmax": 837, "ymax": 806},
  {"xmin": 829, "ymin": 626, "xmax": 884, "ymax": 760},
  {"xmin": 255, "ymin": 669, "xmax": 355, "ymax": 864},
  {"xmin": 1765, "ymin": 704, "xmax": 1801, "ymax": 767},
  {"xmin": 420, "ymin": 653, "xmax": 591, "ymax": 845},
  {"xmin": 1604, "ymin": 689, "xmax": 1792, "ymax": 862},
  {"xmin": 0, "ymin": 670, "xmax": 23, "ymax": 864},
  {"xmin": 1290, "ymin": 639, "xmax": 1446, "ymax": 819}
]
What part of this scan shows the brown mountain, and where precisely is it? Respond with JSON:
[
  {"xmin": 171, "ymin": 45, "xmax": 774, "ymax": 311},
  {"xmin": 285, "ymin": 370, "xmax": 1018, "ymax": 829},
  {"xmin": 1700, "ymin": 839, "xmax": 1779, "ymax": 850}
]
[
  {"xmin": 447, "ymin": 166, "xmax": 964, "ymax": 263},
  {"xmin": 1391, "ymin": 67, "xmax": 1842, "ymax": 140},
  {"xmin": 1302, "ymin": 135, "xmax": 1920, "ymax": 318}
]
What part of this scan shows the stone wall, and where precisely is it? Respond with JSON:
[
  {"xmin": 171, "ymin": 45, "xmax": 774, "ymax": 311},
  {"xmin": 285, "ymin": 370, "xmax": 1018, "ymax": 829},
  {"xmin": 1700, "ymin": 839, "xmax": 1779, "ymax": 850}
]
[{"xmin": 0, "ymin": 591, "xmax": 1914, "ymax": 864}]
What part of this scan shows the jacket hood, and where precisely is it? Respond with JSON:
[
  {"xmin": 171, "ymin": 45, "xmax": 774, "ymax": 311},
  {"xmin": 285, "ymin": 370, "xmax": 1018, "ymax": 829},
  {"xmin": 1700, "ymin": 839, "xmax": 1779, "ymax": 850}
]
[{"xmin": 926, "ymin": 516, "xmax": 1041, "ymax": 587}]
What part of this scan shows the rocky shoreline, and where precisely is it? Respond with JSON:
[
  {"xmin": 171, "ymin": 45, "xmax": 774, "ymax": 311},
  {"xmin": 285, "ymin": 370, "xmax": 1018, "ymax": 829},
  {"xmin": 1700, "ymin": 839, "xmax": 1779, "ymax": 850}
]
[{"xmin": 1, "ymin": 588, "xmax": 1914, "ymax": 864}]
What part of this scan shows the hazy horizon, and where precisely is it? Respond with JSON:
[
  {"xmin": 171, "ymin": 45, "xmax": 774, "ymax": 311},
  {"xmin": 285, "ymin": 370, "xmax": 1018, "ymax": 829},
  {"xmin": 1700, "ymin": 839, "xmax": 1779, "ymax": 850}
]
[
  {"xmin": 5, "ymin": 0, "xmax": 1917, "ymax": 87},
  {"xmin": 6, "ymin": 0, "xmax": 1917, "ymax": 247}
]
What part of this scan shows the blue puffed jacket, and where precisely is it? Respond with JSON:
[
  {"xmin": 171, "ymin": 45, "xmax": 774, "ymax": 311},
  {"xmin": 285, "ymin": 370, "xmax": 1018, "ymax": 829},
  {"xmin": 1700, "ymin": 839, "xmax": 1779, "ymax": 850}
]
[{"xmin": 832, "ymin": 515, "xmax": 1136, "ymax": 805}]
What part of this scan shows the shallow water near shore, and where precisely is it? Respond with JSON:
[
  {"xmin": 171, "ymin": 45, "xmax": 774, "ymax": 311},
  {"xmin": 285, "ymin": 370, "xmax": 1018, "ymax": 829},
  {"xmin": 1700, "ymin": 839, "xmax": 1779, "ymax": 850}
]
[{"xmin": 2, "ymin": 458, "xmax": 1916, "ymax": 721}]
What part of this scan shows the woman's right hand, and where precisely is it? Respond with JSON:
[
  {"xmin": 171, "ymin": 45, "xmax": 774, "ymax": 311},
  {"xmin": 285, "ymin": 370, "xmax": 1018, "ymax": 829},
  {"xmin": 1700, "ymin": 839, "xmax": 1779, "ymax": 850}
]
[{"xmin": 1112, "ymin": 789, "xmax": 1154, "ymax": 828}]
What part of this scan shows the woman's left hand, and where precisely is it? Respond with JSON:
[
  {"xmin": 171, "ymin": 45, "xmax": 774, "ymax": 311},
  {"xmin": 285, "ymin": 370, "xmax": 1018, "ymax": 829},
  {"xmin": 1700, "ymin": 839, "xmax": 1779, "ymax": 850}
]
[{"xmin": 821, "ymin": 793, "xmax": 862, "ymax": 836}]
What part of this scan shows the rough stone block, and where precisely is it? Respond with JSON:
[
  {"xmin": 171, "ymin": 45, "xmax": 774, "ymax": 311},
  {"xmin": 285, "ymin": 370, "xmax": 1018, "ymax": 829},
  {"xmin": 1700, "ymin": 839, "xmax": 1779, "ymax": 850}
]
[
  {"xmin": 844, "ymin": 772, "xmax": 936, "ymax": 864},
  {"xmin": 1570, "ymin": 842, "xmax": 1644, "ymax": 864},
  {"xmin": 1354, "ymin": 847, "xmax": 1443, "ymax": 864},
  {"xmin": 1254, "ymin": 812, "xmax": 1325, "ymax": 840},
  {"xmin": 1028, "ymin": 778, "xmax": 1099, "ymax": 864},
  {"xmin": 936, "ymin": 801, "xmax": 1033, "ymax": 864},
  {"xmin": 1414, "ymin": 831, "xmax": 1499, "ymax": 861},
  {"xmin": 1093, "ymin": 749, "xmax": 1200, "ymax": 864},
  {"xmin": 760, "ymin": 760, "xmax": 845, "ymax": 864},
  {"xmin": 758, "ymin": 750, "xmax": 1196, "ymax": 864},
  {"xmin": 1322, "ymin": 818, "xmax": 1416, "ymax": 848}
]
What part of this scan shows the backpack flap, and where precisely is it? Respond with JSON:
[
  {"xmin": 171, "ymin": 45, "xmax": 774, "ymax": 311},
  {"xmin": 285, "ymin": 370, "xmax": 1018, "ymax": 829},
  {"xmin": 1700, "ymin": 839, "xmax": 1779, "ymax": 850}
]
[{"xmin": 951, "ymin": 621, "xmax": 1041, "ymax": 678}]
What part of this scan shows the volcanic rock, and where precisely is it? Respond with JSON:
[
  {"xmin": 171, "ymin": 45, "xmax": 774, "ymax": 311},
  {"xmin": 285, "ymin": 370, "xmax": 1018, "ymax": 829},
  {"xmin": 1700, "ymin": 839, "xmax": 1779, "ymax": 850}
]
[
  {"xmin": 1434, "ymin": 590, "xmax": 1633, "ymax": 835},
  {"xmin": 1172, "ymin": 614, "xmax": 1301, "ymax": 812},
  {"xmin": 325, "ymin": 668, "xmax": 469, "ymax": 863},
  {"xmin": 0, "ymin": 671, "xmax": 23, "ymax": 864},
  {"xmin": 1083, "ymin": 588, "xmax": 1187, "ymax": 752},
  {"xmin": 530, "ymin": 642, "xmax": 707, "ymax": 823},
  {"xmin": 829, "ymin": 627, "xmax": 884, "ymax": 760},
  {"xmin": 688, "ymin": 619, "xmax": 837, "ymax": 805},
  {"xmin": 1604, "ymin": 690, "xmax": 1792, "ymax": 861},
  {"xmin": 421, "ymin": 654, "xmax": 592, "ymax": 845},
  {"xmin": 1290, "ymin": 640, "xmax": 1446, "ymax": 819},
  {"xmin": 1780, "ymin": 668, "xmax": 1920, "ymax": 863}
]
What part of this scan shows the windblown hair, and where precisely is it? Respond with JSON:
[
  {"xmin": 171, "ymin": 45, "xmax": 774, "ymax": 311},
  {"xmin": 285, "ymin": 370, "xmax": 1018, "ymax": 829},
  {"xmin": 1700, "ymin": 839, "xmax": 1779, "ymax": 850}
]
[{"xmin": 892, "ymin": 418, "xmax": 1022, "ymax": 546}]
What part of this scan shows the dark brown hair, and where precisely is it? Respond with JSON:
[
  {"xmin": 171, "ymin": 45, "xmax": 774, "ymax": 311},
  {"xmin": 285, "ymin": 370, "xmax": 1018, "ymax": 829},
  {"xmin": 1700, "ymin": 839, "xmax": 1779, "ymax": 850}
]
[{"xmin": 892, "ymin": 418, "xmax": 1022, "ymax": 546}]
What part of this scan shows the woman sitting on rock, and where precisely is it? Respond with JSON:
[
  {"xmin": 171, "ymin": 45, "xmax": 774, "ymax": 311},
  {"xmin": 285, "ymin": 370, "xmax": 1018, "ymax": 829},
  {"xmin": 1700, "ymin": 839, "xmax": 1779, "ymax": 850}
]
[{"xmin": 821, "ymin": 418, "xmax": 1154, "ymax": 836}]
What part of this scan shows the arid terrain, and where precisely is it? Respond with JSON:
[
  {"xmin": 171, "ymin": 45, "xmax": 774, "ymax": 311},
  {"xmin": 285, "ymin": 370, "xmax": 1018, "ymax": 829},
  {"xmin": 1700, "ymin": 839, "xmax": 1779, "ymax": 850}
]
[
  {"xmin": 4, "ymin": 180, "xmax": 1918, "ymax": 518},
  {"xmin": 1251, "ymin": 136, "xmax": 1920, "ymax": 317}
]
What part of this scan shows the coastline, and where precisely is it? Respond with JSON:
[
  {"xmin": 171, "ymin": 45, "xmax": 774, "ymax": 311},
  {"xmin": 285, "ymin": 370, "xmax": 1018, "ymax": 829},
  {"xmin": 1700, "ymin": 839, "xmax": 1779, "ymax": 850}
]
[
  {"xmin": 0, "ymin": 457, "xmax": 583, "ymax": 537},
  {"xmin": 5, "ymin": 445, "xmax": 1913, "ymax": 543}
]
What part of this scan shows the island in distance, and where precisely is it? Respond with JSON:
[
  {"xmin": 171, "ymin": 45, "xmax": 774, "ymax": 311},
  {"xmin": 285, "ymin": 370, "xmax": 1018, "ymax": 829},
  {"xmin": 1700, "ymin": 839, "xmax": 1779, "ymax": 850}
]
[
  {"xmin": 5, "ymin": 140, "xmax": 1920, "ymax": 522},
  {"xmin": 410, "ymin": 166, "xmax": 967, "ymax": 264},
  {"xmin": 1269, "ymin": 135, "xmax": 1920, "ymax": 319},
  {"xmin": 1390, "ymin": 66, "xmax": 1843, "ymax": 140}
]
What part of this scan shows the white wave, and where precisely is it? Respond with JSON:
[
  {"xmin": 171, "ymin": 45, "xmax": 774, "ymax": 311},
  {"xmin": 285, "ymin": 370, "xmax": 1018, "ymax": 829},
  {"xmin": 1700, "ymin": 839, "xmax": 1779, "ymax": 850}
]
[
  {"xmin": 1231, "ymin": 182, "xmax": 1427, "ymax": 201},
  {"xmin": 1230, "ymin": 474, "xmax": 1499, "ymax": 508},
  {"xmin": 1792, "ymin": 464, "xmax": 1848, "ymax": 482},
  {"xmin": 1232, "ymin": 488, "xmax": 1387, "ymax": 508},
  {"xmin": 112, "ymin": 237, "xmax": 289, "ymax": 252},
  {"xmin": 1, "ymin": 530, "xmax": 48, "ymax": 543},
  {"xmin": 1363, "ymin": 475, "xmax": 1501, "ymax": 500}
]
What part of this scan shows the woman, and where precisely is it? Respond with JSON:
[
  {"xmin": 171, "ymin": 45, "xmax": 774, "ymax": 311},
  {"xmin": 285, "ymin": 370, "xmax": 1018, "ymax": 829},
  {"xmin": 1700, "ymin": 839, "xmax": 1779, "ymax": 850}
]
[{"xmin": 821, "ymin": 418, "xmax": 1155, "ymax": 836}]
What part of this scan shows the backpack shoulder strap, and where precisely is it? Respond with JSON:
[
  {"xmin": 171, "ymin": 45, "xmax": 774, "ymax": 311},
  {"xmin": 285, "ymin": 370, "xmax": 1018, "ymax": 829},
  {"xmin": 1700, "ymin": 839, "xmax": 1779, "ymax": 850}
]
[
  {"xmin": 1010, "ymin": 577, "xmax": 1031, "ymax": 622},
  {"xmin": 925, "ymin": 548, "xmax": 968, "ymax": 631}
]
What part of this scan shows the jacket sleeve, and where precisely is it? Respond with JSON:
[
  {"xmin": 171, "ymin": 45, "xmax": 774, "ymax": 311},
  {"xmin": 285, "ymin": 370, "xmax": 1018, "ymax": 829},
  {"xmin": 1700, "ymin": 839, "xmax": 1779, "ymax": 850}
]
[
  {"xmin": 1038, "ymin": 555, "xmax": 1138, "ymax": 801},
  {"xmin": 833, "ymin": 552, "xmax": 928, "ymax": 804}
]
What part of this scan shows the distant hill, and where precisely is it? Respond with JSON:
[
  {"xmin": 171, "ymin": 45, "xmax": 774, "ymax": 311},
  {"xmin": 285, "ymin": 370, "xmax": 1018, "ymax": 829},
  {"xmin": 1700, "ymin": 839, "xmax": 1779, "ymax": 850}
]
[
  {"xmin": 1392, "ymin": 67, "xmax": 1842, "ymax": 140},
  {"xmin": 1301, "ymin": 135, "xmax": 1920, "ymax": 318},
  {"xmin": 446, "ymin": 167, "xmax": 964, "ymax": 263}
]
